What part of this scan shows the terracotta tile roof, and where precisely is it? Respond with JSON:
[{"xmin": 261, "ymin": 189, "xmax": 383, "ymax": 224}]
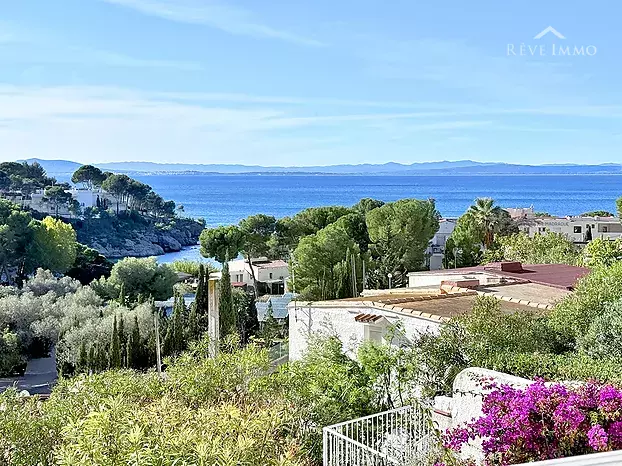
[
  {"xmin": 354, "ymin": 313, "xmax": 384, "ymax": 323},
  {"xmin": 480, "ymin": 263, "xmax": 589, "ymax": 290},
  {"xmin": 256, "ymin": 260, "xmax": 288, "ymax": 269},
  {"xmin": 314, "ymin": 285, "xmax": 544, "ymax": 323},
  {"xmin": 422, "ymin": 263, "xmax": 589, "ymax": 291}
]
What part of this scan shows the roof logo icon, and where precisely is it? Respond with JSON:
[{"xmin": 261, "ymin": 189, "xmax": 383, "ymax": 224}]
[{"xmin": 534, "ymin": 26, "xmax": 566, "ymax": 40}]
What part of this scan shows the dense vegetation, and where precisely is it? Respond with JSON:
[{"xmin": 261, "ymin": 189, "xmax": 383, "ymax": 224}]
[
  {"xmin": 0, "ymin": 198, "xmax": 80, "ymax": 284},
  {"xmin": 0, "ymin": 258, "xmax": 194, "ymax": 376},
  {"xmin": 0, "ymin": 335, "xmax": 400, "ymax": 466},
  {"xmin": 200, "ymin": 198, "xmax": 440, "ymax": 299},
  {"xmin": 0, "ymin": 161, "xmax": 56, "ymax": 195}
]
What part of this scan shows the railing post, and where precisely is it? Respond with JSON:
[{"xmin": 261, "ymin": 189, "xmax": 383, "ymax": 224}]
[{"xmin": 323, "ymin": 427, "xmax": 329, "ymax": 466}]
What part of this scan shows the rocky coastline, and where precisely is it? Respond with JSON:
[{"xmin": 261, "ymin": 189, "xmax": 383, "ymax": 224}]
[{"xmin": 75, "ymin": 216, "xmax": 204, "ymax": 259}]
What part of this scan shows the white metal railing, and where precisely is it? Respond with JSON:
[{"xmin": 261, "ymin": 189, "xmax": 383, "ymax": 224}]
[{"xmin": 323, "ymin": 404, "xmax": 434, "ymax": 466}]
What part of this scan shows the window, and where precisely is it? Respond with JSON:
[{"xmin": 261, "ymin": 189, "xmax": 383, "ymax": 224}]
[
  {"xmin": 269, "ymin": 272, "xmax": 273, "ymax": 279},
  {"xmin": 603, "ymin": 226, "xmax": 608, "ymax": 233},
  {"xmin": 574, "ymin": 226, "xmax": 582, "ymax": 233}
]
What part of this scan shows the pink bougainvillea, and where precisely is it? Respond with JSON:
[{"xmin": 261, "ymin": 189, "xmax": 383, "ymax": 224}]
[{"xmin": 443, "ymin": 380, "xmax": 622, "ymax": 466}]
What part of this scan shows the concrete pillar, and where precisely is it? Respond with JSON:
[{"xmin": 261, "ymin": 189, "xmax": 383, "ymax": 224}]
[{"xmin": 208, "ymin": 275, "xmax": 220, "ymax": 358}]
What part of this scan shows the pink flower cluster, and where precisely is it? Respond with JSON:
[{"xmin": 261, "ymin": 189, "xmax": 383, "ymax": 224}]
[{"xmin": 443, "ymin": 380, "xmax": 622, "ymax": 466}]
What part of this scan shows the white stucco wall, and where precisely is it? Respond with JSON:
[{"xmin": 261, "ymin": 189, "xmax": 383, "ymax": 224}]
[
  {"xmin": 256, "ymin": 265, "xmax": 289, "ymax": 282},
  {"xmin": 288, "ymin": 302, "xmax": 442, "ymax": 361},
  {"xmin": 227, "ymin": 260, "xmax": 289, "ymax": 286},
  {"xmin": 526, "ymin": 218, "xmax": 622, "ymax": 242}
]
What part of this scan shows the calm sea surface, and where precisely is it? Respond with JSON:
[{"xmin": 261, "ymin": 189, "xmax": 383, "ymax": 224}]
[{"xmin": 131, "ymin": 174, "xmax": 622, "ymax": 263}]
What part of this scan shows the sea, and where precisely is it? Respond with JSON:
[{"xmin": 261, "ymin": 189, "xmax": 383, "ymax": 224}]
[{"xmin": 123, "ymin": 173, "xmax": 622, "ymax": 264}]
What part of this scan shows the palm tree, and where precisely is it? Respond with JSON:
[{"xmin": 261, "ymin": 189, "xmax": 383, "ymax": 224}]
[{"xmin": 468, "ymin": 197, "xmax": 505, "ymax": 248}]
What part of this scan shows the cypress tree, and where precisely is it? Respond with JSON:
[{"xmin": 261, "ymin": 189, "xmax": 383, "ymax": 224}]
[
  {"xmin": 88, "ymin": 344, "xmax": 96, "ymax": 373},
  {"xmin": 219, "ymin": 261, "xmax": 236, "ymax": 338},
  {"xmin": 118, "ymin": 315, "xmax": 127, "ymax": 367},
  {"xmin": 175, "ymin": 292, "xmax": 186, "ymax": 351},
  {"xmin": 96, "ymin": 344, "xmax": 107, "ymax": 371},
  {"xmin": 129, "ymin": 315, "xmax": 141, "ymax": 369},
  {"xmin": 118, "ymin": 282, "xmax": 126, "ymax": 306},
  {"xmin": 110, "ymin": 315, "xmax": 122, "ymax": 369},
  {"xmin": 77, "ymin": 341, "xmax": 88, "ymax": 374},
  {"xmin": 194, "ymin": 264, "xmax": 209, "ymax": 334},
  {"xmin": 163, "ymin": 292, "xmax": 185, "ymax": 355},
  {"xmin": 261, "ymin": 302, "xmax": 280, "ymax": 348},
  {"xmin": 234, "ymin": 290, "xmax": 259, "ymax": 344},
  {"xmin": 244, "ymin": 292, "xmax": 259, "ymax": 343},
  {"xmin": 187, "ymin": 303, "xmax": 199, "ymax": 342},
  {"xmin": 163, "ymin": 316, "xmax": 174, "ymax": 356}
]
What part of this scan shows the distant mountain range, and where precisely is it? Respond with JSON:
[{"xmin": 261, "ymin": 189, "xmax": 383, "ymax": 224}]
[{"xmin": 16, "ymin": 158, "xmax": 622, "ymax": 177}]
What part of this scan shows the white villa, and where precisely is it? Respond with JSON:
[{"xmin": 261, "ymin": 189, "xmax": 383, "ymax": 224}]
[
  {"xmin": 2, "ymin": 187, "xmax": 126, "ymax": 217},
  {"xmin": 506, "ymin": 206, "xmax": 622, "ymax": 243},
  {"xmin": 228, "ymin": 257, "xmax": 289, "ymax": 295},
  {"xmin": 519, "ymin": 215, "xmax": 622, "ymax": 243}
]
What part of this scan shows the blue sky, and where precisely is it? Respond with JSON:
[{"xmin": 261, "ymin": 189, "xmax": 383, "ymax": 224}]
[{"xmin": 1, "ymin": 0, "xmax": 620, "ymax": 166}]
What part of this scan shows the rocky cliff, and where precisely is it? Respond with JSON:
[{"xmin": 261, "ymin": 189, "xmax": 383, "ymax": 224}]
[{"xmin": 74, "ymin": 214, "xmax": 204, "ymax": 259}]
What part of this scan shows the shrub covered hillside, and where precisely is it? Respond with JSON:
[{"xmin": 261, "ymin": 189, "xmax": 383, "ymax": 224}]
[{"xmin": 0, "ymin": 336, "xmax": 391, "ymax": 466}]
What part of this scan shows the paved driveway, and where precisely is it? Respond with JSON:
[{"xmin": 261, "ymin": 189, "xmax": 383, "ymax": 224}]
[{"xmin": 0, "ymin": 349, "xmax": 58, "ymax": 395}]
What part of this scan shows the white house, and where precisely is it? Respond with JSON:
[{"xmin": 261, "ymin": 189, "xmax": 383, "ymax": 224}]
[
  {"xmin": 289, "ymin": 262, "xmax": 587, "ymax": 361},
  {"xmin": 426, "ymin": 218, "xmax": 456, "ymax": 270},
  {"xmin": 7, "ymin": 187, "xmax": 127, "ymax": 217},
  {"xmin": 228, "ymin": 257, "xmax": 289, "ymax": 295},
  {"xmin": 519, "ymin": 215, "xmax": 622, "ymax": 243}
]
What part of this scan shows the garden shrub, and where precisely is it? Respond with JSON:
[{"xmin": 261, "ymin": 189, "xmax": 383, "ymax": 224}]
[
  {"xmin": 580, "ymin": 299, "xmax": 622, "ymax": 358},
  {"xmin": 549, "ymin": 262, "xmax": 622, "ymax": 342},
  {"xmin": 443, "ymin": 380, "xmax": 622, "ymax": 465}
]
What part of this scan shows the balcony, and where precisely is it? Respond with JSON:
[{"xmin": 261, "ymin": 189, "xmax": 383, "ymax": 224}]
[
  {"xmin": 323, "ymin": 405, "xmax": 622, "ymax": 466},
  {"xmin": 323, "ymin": 404, "xmax": 434, "ymax": 466}
]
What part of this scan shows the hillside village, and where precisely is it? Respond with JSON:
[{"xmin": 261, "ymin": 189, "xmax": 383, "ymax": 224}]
[{"xmin": 0, "ymin": 161, "xmax": 204, "ymax": 258}]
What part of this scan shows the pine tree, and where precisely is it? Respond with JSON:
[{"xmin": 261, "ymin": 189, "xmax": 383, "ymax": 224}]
[
  {"xmin": 77, "ymin": 341, "xmax": 88, "ymax": 374},
  {"xmin": 219, "ymin": 261, "xmax": 236, "ymax": 338},
  {"xmin": 110, "ymin": 315, "xmax": 122, "ymax": 369},
  {"xmin": 129, "ymin": 315, "xmax": 141, "ymax": 369}
]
